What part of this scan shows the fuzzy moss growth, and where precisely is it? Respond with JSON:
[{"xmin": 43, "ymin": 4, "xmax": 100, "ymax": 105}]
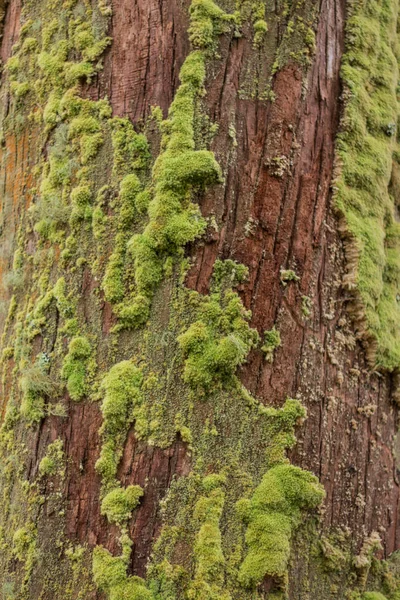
[
  {"xmin": 93, "ymin": 547, "xmax": 153, "ymax": 600},
  {"xmin": 13, "ymin": 525, "xmax": 36, "ymax": 562},
  {"xmin": 334, "ymin": 0, "xmax": 400, "ymax": 369},
  {"xmin": 20, "ymin": 363, "xmax": 54, "ymax": 423},
  {"xmin": 95, "ymin": 361, "xmax": 144, "ymax": 489},
  {"xmin": 127, "ymin": 6, "xmax": 230, "ymax": 326},
  {"xmin": 238, "ymin": 464, "xmax": 324, "ymax": 587},
  {"xmin": 262, "ymin": 327, "xmax": 281, "ymax": 362},
  {"xmin": 362, "ymin": 594, "xmax": 388, "ymax": 600},
  {"xmin": 178, "ymin": 261, "xmax": 259, "ymax": 391},
  {"xmin": 280, "ymin": 269, "xmax": 300, "ymax": 285},
  {"xmin": 61, "ymin": 336, "xmax": 92, "ymax": 401},
  {"xmin": 101, "ymin": 485, "xmax": 143, "ymax": 525},
  {"xmin": 188, "ymin": 474, "xmax": 231, "ymax": 600},
  {"xmin": 39, "ymin": 438, "xmax": 64, "ymax": 477}
]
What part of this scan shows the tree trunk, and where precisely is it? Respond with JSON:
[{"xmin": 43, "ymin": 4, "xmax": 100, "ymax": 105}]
[{"xmin": 0, "ymin": 0, "xmax": 399, "ymax": 598}]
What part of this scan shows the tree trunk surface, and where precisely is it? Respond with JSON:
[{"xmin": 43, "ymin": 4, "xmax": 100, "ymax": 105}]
[{"xmin": 0, "ymin": 0, "xmax": 400, "ymax": 599}]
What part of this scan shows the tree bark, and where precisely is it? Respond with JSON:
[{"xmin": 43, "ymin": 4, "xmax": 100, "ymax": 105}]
[{"xmin": 0, "ymin": 0, "xmax": 399, "ymax": 599}]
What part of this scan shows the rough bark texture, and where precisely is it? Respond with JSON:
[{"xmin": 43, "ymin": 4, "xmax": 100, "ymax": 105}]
[{"xmin": 1, "ymin": 0, "xmax": 400, "ymax": 599}]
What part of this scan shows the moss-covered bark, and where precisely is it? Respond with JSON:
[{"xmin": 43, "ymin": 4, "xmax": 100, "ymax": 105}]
[{"xmin": 0, "ymin": 0, "xmax": 400, "ymax": 599}]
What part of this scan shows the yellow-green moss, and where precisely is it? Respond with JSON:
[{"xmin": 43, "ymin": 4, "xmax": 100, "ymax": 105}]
[
  {"xmin": 93, "ymin": 547, "xmax": 153, "ymax": 600},
  {"xmin": 334, "ymin": 0, "xmax": 400, "ymax": 369},
  {"xmin": 101, "ymin": 485, "xmax": 143, "ymax": 525},
  {"xmin": 262, "ymin": 327, "xmax": 281, "ymax": 362},
  {"xmin": 61, "ymin": 336, "xmax": 92, "ymax": 401},
  {"xmin": 188, "ymin": 474, "xmax": 231, "ymax": 600},
  {"xmin": 238, "ymin": 464, "xmax": 324, "ymax": 587},
  {"xmin": 19, "ymin": 363, "xmax": 54, "ymax": 424},
  {"xmin": 38, "ymin": 438, "xmax": 64, "ymax": 477},
  {"xmin": 95, "ymin": 361, "xmax": 144, "ymax": 490},
  {"xmin": 128, "ymin": 25, "xmax": 227, "ymax": 326},
  {"xmin": 177, "ymin": 278, "xmax": 259, "ymax": 391}
]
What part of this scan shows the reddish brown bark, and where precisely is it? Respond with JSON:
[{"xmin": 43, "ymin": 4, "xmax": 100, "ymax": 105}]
[{"xmin": 0, "ymin": 0, "xmax": 399, "ymax": 588}]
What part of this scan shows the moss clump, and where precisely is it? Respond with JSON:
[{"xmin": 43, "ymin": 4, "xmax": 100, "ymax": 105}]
[
  {"xmin": 20, "ymin": 363, "xmax": 55, "ymax": 424},
  {"xmin": 188, "ymin": 0, "xmax": 234, "ymax": 49},
  {"xmin": 101, "ymin": 485, "xmax": 143, "ymax": 525},
  {"xmin": 128, "ymin": 32, "xmax": 226, "ymax": 326},
  {"xmin": 13, "ymin": 525, "xmax": 36, "ymax": 562},
  {"xmin": 178, "ymin": 262, "xmax": 259, "ymax": 391},
  {"xmin": 262, "ymin": 327, "xmax": 281, "ymax": 362},
  {"xmin": 61, "ymin": 336, "xmax": 92, "ymax": 401},
  {"xmin": 238, "ymin": 464, "xmax": 324, "ymax": 587},
  {"xmin": 39, "ymin": 439, "xmax": 64, "ymax": 476},
  {"xmin": 280, "ymin": 269, "xmax": 300, "ymax": 285},
  {"xmin": 93, "ymin": 547, "xmax": 153, "ymax": 600},
  {"xmin": 95, "ymin": 361, "xmax": 144, "ymax": 489},
  {"xmin": 188, "ymin": 474, "xmax": 231, "ymax": 600},
  {"xmin": 334, "ymin": 0, "xmax": 400, "ymax": 369},
  {"xmin": 253, "ymin": 19, "xmax": 268, "ymax": 46}
]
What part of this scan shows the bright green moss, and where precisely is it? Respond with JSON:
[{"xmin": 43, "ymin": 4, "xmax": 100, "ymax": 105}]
[
  {"xmin": 95, "ymin": 361, "xmax": 144, "ymax": 489},
  {"xmin": 253, "ymin": 19, "xmax": 268, "ymax": 46},
  {"xmin": 19, "ymin": 363, "xmax": 54, "ymax": 423},
  {"xmin": 238, "ymin": 464, "xmax": 324, "ymax": 587},
  {"xmin": 39, "ymin": 439, "xmax": 64, "ymax": 476},
  {"xmin": 13, "ymin": 525, "xmax": 36, "ymax": 562},
  {"xmin": 103, "ymin": 243, "xmax": 126, "ymax": 303},
  {"xmin": 334, "ymin": 0, "xmax": 400, "ymax": 369},
  {"xmin": 70, "ymin": 184, "xmax": 92, "ymax": 221},
  {"xmin": 128, "ymin": 42, "xmax": 224, "ymax": 325},
  {"xmin": 188, "ymin": 475, "xmax": 231, "ymax": 600},
  {"xmin": 362, "ymin": 594, "xmax": 388, "ymax": 600},
  {"xmin": 101, "ymin": 485, "xmax": 143, "ymax": 525},
  {"xmin": 93, "ymin": 547, "xmax": 153, "ymax": 600},
  {"xmin": 178, "ymin": 262, "xmax": 259, "ymax": 391},
  {"xmin": 53, "ymin": 277, "xmax": 74, "ymax": 318},
  {"xmin": 188, "ymin": 0, "xmax": 234, "ymax": 49},
  {"xmin": 61, "ymin": 336, "xmax": 92, "ymax": 401},
  {"xmin": 111, "ymin": 117, "xmax": 150, "ymax": 176},
  {"xmin": 262, "ymin": 327, "xmax": 281, "ymax": 362}
]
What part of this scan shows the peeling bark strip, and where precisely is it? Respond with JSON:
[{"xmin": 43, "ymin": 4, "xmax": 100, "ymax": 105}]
[{"xmin": 0, "ymin": 0, "xmax": 400, "ymax": 599}]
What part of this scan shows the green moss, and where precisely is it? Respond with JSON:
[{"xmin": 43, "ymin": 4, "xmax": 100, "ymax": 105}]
[
  {"xmin": 110, "ymin": 117, "xmax": 150, "ymax": 177},
  {"xmin": 177, "ymin": 263, "xmax": 259, "ymax": 391},
  {"xmin": 93, "ymin": 547, "xmax": 153, "ymax": 600},
  {"xmin": 188, "ymin": 475, "xmax": 231, "ymax": 600},
  {"xmin": 12, "ymin": 525, "xmax": 36, "ymax": 562},
  {"xmin": 61, "ymin": 336, "xmax": 92, "ymax": 401},
  {"xmin": 188, "ymin": 0, "xmax": 234, "ymax": 49},
  {"xmin": 262, "ymin": 327, "xmax": 281, "ymax": 362},
  {"xmin": 362, "ymin": 594, "xmax": 388, "ymax": 600},
  {"xmin": 128, "ymin": 39, "xmax": 225, "ymax": 325},
  {"xmin": 238, "ymin": 464, "xmax": 324, "ymax": 587},
  {"xmin": 334, "ymin": 0, "xmax": 400, "ymax": 369},
  {"xmin": 253, "ymin": 19, "xmax": 268, "ymax": 46},
  {"xmin": 20, "ymin": 363, "xmax": 54, "ymax": 424},
  {"xmin": 95, "ymin": 361, "xmax": 144, "ymax": 489},
  {"xmin": 280, "ymin": 269, "xmax": 300, "ymax": 285},
  {"xmin": 101, "ymin": 485, "xmax": 143, "ymax": 525},
  {"xmin": 39, "ymin": 439, "xmax": 64, "ymax": 476}
]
